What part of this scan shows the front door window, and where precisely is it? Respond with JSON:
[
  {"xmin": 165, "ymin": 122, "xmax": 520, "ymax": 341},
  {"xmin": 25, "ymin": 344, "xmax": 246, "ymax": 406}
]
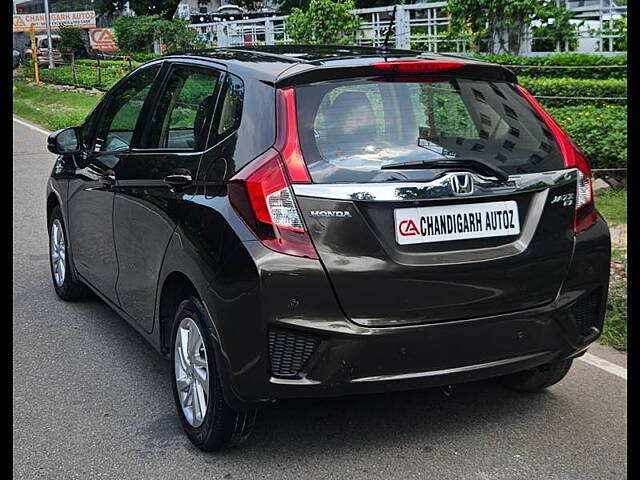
[{"xmin": 93, "ymin": 64, "xmax": 162, "ymax": 153}]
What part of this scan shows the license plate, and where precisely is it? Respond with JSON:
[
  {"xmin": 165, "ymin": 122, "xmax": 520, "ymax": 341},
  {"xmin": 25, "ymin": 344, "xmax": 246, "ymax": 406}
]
[{"xmin": 394, "ymin": 200, "xmax": 520, "ymax": 245}]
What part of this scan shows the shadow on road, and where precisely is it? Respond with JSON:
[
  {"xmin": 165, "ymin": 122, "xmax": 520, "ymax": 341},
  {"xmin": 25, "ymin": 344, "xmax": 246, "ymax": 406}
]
[{"xmin": 65, "ymin": 294, "xmax": 565, "ymax": 460}]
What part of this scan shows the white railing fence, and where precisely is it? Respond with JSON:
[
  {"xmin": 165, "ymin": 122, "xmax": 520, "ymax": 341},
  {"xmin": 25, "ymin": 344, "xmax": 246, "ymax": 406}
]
[{"xmin": 189, "ymin": 1, "xmax": 627, "ymax": 55}]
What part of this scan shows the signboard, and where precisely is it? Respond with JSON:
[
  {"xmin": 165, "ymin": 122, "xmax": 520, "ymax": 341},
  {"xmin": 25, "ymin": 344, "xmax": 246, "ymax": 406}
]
[
  {"xmin": 13, "ymin": 11, "xmax": 96, "ymax": 33},
  {"xmin": 89, "ymin": 28, "xmax": 117, "ymax": 52}
]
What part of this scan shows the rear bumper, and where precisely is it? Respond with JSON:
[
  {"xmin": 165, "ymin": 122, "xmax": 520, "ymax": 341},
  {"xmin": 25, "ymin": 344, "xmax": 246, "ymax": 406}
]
[
  {"xmin": 212, "ymin": 215, "xmax": 610, "ymax": 409},
  {"xmin": 37, "ymin": 56, "xmax": 64, "ymax": 66},
  {"xmin": 269, "ymin": 294, "xmax": 602, "ymax": 396}
]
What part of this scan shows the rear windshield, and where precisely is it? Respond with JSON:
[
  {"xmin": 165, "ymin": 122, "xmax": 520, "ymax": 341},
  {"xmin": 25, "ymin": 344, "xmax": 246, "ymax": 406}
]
[
  {"xmin": 39, "ymin": 38, "xmax": 59, "ymax": 49},
  {"xmin": 295, "ymin": 78, "xmax": 564, "ymax": 184}
]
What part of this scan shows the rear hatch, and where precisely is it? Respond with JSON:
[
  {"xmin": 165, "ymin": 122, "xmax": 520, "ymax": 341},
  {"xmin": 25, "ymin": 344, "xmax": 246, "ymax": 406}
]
[{"xmin": 290, "ymin": 65, "xmax": 577, "ymax": 327}]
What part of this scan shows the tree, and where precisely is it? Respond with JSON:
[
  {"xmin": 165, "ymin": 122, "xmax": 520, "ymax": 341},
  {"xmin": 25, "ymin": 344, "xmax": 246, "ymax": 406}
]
[
  {"xmin": 112, "ymin": 15, "xmax": 204, "ymax": 53},
  {"xmin": 278, "ymin": 0, "xmax": 311, "ymax": 14},
  {"xmin": 129, "ymin": 0, "xmax": 183, "ymax": 20},
  {"xmin": 50, "ymin": 0, "xmax": 94, "ymax": 12},
  {"xmin": 278, "ymin": 0, "xmax": 387, "ymax": 14},
  {"xmin": 58, "ymin": 24, "xmax": 87, "ymax": 57},
  {"xmin": 532, "ymin": 3, "xmax": 582, "ymax": 52},
  {"xmin": 286, "ymin": 0, "xmax": 361, "ymax": 44},
  {"xmin": 591, "ymin": 15, "xmax": 627, "ymax": 52},
  {"xmin": 446, "ymin": 0, "xmax": 558, "ymax": 54},
  {"xmin": 93, "ymin": 0, "xmax": 129, "ymax": 16}
]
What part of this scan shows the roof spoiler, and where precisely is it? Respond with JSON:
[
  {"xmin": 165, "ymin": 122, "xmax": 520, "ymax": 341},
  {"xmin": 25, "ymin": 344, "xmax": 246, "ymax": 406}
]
[{"xmin": 275, "ymin": 60, "xmax": 517, "ymax": 88}]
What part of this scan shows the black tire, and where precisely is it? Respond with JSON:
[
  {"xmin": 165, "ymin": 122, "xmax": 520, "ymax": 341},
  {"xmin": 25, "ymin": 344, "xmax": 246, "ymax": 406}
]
[
  {"xmin": 48, "ymin": 205, "xmax": 90, "ymax": 301},
  {"xmin": 497, "ymin": 358, "xmax": 573, "ymax": 392},
  {"xmin": 170, "ymin": 297, "xmax": 256, "ymax": 451}
]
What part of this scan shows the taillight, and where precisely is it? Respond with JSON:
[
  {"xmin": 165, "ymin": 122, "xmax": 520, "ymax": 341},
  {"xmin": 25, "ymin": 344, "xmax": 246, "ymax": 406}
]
[
  {"xmin": 516, "ymin": 85, "xmax": 597, "ymax": 234},
  {"xmin": 572, "ymin": 147, "xmax": 597, "ymax": 233},
  {"xmin": 228, "ymin": 88, "xmax": 317, "ymax": 259},
  {"xmin": 274, "ymin": 88, "xmax": 311, "ymax": 183},
  {"xmin": 371, "ymin": 60, "xmax": 464, "ymax": 74}
]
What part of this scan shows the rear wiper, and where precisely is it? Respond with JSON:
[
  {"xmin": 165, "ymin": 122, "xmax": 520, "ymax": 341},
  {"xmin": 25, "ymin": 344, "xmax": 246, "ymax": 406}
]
[{"xmin": 380, "ymin": 158, "xmax": 510, "ymax": 184}]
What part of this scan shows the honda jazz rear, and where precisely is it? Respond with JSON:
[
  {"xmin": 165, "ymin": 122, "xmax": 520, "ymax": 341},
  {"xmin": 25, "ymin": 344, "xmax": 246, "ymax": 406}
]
[
  {"xmin": 226, "ymin": 55, "xmax": 609, "ymax": 410},
  {"xmin": 48, "ymin": 48, "xmax": 610, "ymax": 451}
]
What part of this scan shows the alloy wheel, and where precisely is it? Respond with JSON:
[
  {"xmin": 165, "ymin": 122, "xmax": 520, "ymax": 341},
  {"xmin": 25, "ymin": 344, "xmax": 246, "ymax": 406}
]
[
  {"xmin": 50, "ymin": 219, "xmax": 66, "ymax": 287},
  {"xmin": 174, "ymin": 317, "xmax": 209, "ymax": 428}
]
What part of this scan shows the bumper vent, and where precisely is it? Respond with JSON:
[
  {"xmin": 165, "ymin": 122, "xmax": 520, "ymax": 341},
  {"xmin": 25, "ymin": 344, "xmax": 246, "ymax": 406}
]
[
  {"xmin": 571, "ymin": 289, "xmax": 602, "ymax": 338},
  {"xmin": 268, "ymin": 328, "xmax": 319, "ymax": 378}
]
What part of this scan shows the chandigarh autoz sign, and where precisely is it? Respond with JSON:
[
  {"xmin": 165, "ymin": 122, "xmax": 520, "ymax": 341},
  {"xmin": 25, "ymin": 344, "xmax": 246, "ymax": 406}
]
[{"xmin": 394, "ymin": 200, "xmax": 520, "ymax": 245}]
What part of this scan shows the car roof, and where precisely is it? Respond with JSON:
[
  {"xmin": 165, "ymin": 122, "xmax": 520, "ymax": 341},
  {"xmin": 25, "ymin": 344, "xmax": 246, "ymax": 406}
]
[
  {"xmin": 161, "ymin": 45, "xmax": 514, "ymax": 84},
  {"xmin": 216, "ymin": 5, "xmax": 245, "ymax": 10}
]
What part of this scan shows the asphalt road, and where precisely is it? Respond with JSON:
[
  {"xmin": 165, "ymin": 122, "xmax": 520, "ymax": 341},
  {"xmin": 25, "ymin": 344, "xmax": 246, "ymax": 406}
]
[{"xmin": 13, "ymin": 119, "xmax": 627, "ymax": 479}]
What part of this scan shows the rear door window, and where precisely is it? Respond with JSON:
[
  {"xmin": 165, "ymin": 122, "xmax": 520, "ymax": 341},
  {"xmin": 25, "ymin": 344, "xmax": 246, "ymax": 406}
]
[
  {"xmin": 143, "ymin": 64, "xmax": 222, "ymax": 150},
  {"xmin": 295, "ymin": 78, "xmax": 563, "ymax": 184},
  {"xmin": 214, "ymin": 73, "xmax": 244, "ymax": 139}
]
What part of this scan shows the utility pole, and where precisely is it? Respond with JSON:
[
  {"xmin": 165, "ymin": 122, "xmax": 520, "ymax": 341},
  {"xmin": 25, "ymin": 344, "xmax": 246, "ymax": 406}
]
[{"xmin": 43, "ymin": 0, "xmax": 55, "ymax": 68}]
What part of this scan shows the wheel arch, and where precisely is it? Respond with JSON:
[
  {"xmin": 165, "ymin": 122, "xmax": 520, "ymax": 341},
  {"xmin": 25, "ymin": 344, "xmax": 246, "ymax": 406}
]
[
  {"xmin": 158, "ymin": 270, "xmax": 201, "ymax": 356},
  {"xmin": 154, "ymin": 228, "xmax": 263, "ymax": 410},
  {"xmin": 46, "ymin": 192, "xmax": 61, "ymax": 225}
]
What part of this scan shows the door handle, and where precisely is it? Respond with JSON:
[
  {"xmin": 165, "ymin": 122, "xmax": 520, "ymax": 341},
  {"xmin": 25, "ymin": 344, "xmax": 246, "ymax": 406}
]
[
  {"xmin": 164, "ymin": 169, "xmax": 193, "ymax": 187},
  {"xmin": 99, "ymin": 169, "xmax": 116, "ymax": 187}
]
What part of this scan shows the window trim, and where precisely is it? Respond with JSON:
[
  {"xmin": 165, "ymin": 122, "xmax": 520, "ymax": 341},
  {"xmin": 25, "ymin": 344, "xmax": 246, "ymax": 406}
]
[
  {"xmin": 206, "ymin": 72, "xmax": 245, "ymax": 149},
  {"xmin": 135, "ymin": 60, "xmax": 227, "ymax": 154}
]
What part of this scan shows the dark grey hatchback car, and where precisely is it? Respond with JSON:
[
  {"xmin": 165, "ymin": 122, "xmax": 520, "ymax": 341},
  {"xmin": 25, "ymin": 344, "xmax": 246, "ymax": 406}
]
[{"xmin": 46, "ymin": 45, "xmax": 611, "ymax": 451}]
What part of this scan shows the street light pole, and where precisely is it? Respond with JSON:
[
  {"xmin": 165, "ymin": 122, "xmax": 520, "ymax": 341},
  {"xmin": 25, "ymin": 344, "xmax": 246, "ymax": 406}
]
[{"xmin": 43, "ymin": 0, "xmax": 54, "ymax": 68}]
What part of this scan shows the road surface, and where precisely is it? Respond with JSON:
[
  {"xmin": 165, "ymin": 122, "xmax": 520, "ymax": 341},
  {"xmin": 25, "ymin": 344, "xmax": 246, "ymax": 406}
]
[{"xmin": 13, "ymin": 118, "xmax": 627, "ymax": 479}]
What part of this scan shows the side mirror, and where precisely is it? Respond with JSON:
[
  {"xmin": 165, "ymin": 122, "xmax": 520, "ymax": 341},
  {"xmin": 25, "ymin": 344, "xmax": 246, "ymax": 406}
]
[{"xmin": 47, "ymin": 127, "xmax": 82, "ymax": 155}]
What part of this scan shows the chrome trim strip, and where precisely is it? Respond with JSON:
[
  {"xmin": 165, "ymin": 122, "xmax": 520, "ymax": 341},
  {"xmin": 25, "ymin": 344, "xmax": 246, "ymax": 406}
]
[
  {"xmin": 292, "ymin": 169, "xmax": 576, "ymax": 202},
  {"xmin": 350, "ymin": 351, "xmax": 551, "ymax": 383},
  {"xmin": 269, "ymin": 377, "xmax": 321, "ymax": 385}
]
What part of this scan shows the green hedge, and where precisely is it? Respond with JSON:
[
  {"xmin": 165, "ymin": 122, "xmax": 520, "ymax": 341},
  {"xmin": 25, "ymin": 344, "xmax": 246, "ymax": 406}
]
[
  {"xmin": 39, "ymin": 65, "xmax": 127, "ymax": 90},
  {"xmin": 475, "ymin": 53, "xmax": 627, "ymax": 79},
  {"xmin": 120, "ymin": 52, "xmax": 161, "ymax": 62},
  {"xmin": 75, "ymin": 59, "xmax": 141, "ymax": 69},
  {"xmin": 39, "ymin": 57, "xmax": 155, "ymax": 90},
  {"xmin": 519, "ymin": 77, "xmax": 627, "ymax": 106},
  {"xmin": 549, "ymin": 104, "xmax": 627, "ymax": 169}
]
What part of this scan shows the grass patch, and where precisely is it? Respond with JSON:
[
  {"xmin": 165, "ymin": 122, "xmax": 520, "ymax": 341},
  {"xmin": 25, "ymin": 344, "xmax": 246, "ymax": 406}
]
[
  {"xmin": 598, "ymin": 185, "xmax": 627, "ymax": 351},
  {"xmin": 611, "ymin": 247, "xmax": 627, "ymax": 263},
  {"xmin": 12, "ymin": 80, "xmax": 101, "ymax": 131},
  {"xmin": 601, "ymin": 281, "xmax": 627, "ymax": 351},
  {"xmin": 595, "ymin": 187, "xmax": 627, "ymax": 225}
]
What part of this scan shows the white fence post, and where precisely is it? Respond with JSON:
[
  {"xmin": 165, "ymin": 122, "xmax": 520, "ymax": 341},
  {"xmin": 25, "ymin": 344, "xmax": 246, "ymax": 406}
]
[
  {"xmin": 217, "ymin": 23, "xmax": 229, "ymax": 47},
  {"xmin": 395, "ymin": 5, "xmax": 410, "ymax": 50},
  {"xmin": 265, "ymin": 18, "xmax": 274, "ymax": 45}
]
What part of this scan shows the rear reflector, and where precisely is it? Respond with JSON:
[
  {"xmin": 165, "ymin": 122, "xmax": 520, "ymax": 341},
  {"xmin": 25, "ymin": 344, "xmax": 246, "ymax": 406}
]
[
  {"xmin": 268, "ymin": 328, "xmax": 319, "ymax": 378},
  {"xmin": 371, "ymin": 60, "xmax": 464, "ymax": 74},
  {"xmin": 516, "ymin": 85, "xmax": 596, "ymax": 234}
]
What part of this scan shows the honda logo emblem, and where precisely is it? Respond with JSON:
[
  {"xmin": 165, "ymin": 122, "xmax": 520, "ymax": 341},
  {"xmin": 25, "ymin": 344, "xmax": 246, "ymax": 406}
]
[{"xmin": 450, "ymin": 173, "xmax": 474, "ymax": 196}]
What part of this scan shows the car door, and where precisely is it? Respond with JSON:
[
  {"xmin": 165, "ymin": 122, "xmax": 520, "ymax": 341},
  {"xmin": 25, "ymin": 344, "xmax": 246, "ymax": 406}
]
[
  {"xmin": 111, "ymin": 61, "xmax": 224, "ymax": 332},
  {"xmin": 67, "ymin": 62, "xmax": 164, "ymax": 304}
]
